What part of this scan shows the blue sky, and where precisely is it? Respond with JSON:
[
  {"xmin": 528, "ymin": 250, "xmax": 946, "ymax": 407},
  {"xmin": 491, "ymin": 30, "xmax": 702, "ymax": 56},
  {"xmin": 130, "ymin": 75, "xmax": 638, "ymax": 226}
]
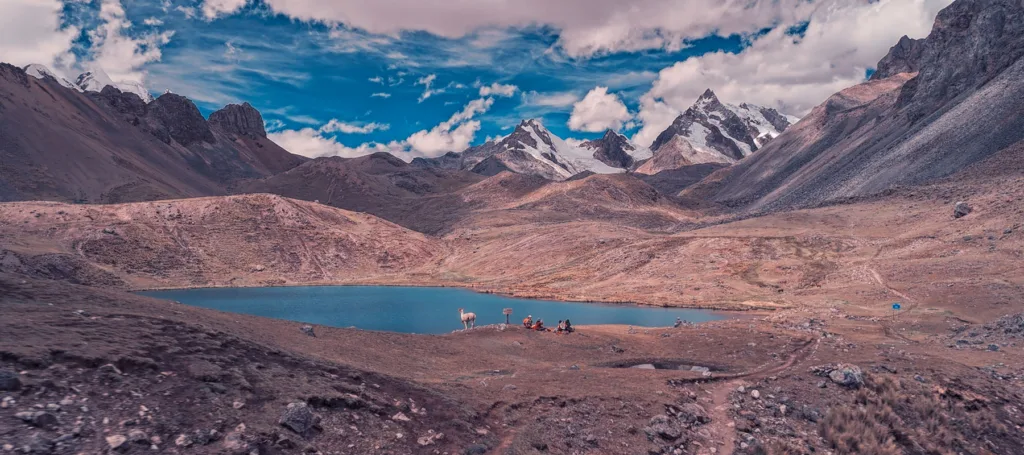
[{"xmin": 4, "ymin": 0, "xmax": 954, "ymax": 159}]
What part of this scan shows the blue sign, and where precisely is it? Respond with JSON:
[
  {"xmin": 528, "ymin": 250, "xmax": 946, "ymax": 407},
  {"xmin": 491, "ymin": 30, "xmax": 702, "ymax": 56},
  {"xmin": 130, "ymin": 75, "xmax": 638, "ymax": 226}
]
[{"xmin": 892, "ymin": 303, "xmax": 901, "ymax": 310}]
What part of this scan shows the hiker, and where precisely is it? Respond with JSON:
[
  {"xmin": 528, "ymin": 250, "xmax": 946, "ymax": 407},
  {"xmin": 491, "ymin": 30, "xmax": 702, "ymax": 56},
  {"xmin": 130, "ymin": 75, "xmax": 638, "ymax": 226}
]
[
  {"xmin": 673, "ymin": 317, "xmax": 683, "ymax": 328},
  {"xmin": 556, "ymin": 320, "xmax": 565, "ymax": 333},
  {"xmin": 523, "ymin": 315, "xmax": 533, "ymax": 328},
  {"xmin": 564, "ymin": 319, "xmax": 574, "ymax": 333},
  {"xmin": 532, "ymin": 319, "xmax": 545, "ymax": 331}
]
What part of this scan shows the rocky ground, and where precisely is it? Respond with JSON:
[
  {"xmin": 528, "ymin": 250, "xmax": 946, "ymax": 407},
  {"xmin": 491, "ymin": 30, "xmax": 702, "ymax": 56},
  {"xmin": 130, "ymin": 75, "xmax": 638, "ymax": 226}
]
[{"xmin": 2, "ymin": 271, "xmax": 1023, "ymax": 454}]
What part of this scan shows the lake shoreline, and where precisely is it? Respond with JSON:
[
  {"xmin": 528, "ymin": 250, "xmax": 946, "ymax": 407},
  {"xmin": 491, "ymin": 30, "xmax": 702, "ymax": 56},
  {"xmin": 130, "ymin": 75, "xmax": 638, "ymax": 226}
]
[{"xmin": 129, "ymin": 280, "xmax": 784, "ymax": 313}]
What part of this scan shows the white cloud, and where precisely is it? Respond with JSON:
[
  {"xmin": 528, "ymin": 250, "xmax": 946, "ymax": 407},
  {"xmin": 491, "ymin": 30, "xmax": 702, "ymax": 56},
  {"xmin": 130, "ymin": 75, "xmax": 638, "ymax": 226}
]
[
  {"xmin": 319, "ymin": 119, "xmax": 390, "ymax": 134},
  {"xmin": 632, "ymin": 0, "xmax": 953, "ymax": 147},
  {"xmin": 416, "ymin": 73, "xmax": 444, "ymax": 102},
  {"xmin": 521, "ymin": 91, "xmax": 580, "ymax": 108},
  {"xmin": 202, "ymin": 0, "xmax": 249, "ymax": 20},
  {"xmin": 479, "ymin": 82, "xmax": 518, "ymax": 97},
  {"xmin": 86, "ymin": 0, "xmax": 175, "ymax": 83},
  {"xmin": 257, "ymin": 0, "xmax": 824, "ymax": 57},
  {"xmin": 143, "ymin": 17, "xmax": 164, "ymax": 26},
  {"xmin": 568, "ymin": 86, "xmax": 632, "ymax": 132},
  {"xmin": 0, "ymin": 0, "xmax": 79, "ymax": 74},
  {"xmin": 268, "ymin": 128, "xmax": 394, "ymax": 158},
  {"xmin": 270, "ymin": 96, "xmax": 497, "ymax": 160},
  {"xmin": 369, "ymin": 75, "xmax": 384, "ymax": 84},
  {"xmin": 370, "ymin": 92, "xmax": 391, "ymax": 98}
]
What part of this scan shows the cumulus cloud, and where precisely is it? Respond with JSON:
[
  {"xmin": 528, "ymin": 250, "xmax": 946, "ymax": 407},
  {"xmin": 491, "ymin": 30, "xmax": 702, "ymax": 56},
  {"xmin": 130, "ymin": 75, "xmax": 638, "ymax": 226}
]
[
  {"xmin": 257, "ymin": 0, "xmax": 822, "ymax": 57},
  {"xmin": 319, "ymin": 119, "xmax": 390, "ymax": 134},
  {"xmin": 479, "ymin": 82, "xmax": 518, "ymax": 97},
  {"xmin": 632, "ymin": 0, "xmax": 953, "ymax": 146},
  {"xmin": 86, "ymin": 0, "xmax": 175, "ymax": 83},
  {"xmin": 270, "ymin": 96, "xmax": 498, "ymax": 160},
  {"xmin": 268, "ymin": 128, "xmax": 393, "ymax": 158},
  {"xmin": 568, "ymin": 86, "xmax": 632, "ymax": 132},
  {"xmin": 0, "ymin": 0, "xmax": 79, "ymax": 73},
  {"xmin": 202, "ymin": 0, "xmax": 249, "ymax": 20}
]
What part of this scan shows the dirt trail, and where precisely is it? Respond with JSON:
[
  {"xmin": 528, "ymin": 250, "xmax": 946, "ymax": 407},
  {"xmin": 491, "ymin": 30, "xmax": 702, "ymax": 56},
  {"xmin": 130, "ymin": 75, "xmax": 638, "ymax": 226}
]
[{"xmin": 704, "ymin": 338, "xmax": 820, "ymax": 454}]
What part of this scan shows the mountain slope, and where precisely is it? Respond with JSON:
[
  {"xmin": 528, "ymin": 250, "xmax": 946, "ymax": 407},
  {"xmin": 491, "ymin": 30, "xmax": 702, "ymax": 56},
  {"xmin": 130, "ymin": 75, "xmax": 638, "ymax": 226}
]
[
  {"xmin": 238, "ymin": 152, "xmax": 486, "ymax": 234},
  {"xmin": 692, "ymin": 0, "xmax": 1024, "ymax": 212},
  {"xmin": 0, "ymin": 63, "xmax": 305, "ymax": 203},
  {"xmin": 73, "ymin": 67, "xmax": 154, "ymax": 103}
]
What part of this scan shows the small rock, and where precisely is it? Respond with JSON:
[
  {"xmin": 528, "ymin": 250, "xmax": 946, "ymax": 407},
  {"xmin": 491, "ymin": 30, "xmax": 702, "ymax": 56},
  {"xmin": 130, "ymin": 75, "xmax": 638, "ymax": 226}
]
[
  {"xmin": 58, "ymin": 399, "xmax": 73, "ymax": 407},
  {"xmin": 417, "ymin": 432, "xmax": 444, "ymax": 446},
  {"xmin": 300, "ymin": 325, "xmax": 317, "ymax": 337},
  {"xmin": 392, "ymin": 412, "xmax": 411, "ymax": 422},
  {"xmin": 817, "ymin": 380, "xmax": 827, "ymax": 388},
  {"xmin": 223, "ymin": 431, "xmax": 249, "ymax": 452},
  {"xmin": 988, "ymin": 344, "xmax": 1000, "ymax": 352},
  {"xmin": 2, "ymin": 443, "xmax": 13, "ymax": 451},
  {"xmin": 779, "ymin": 405, "xmax": 787, "ymax": 416},
  {"xmin": 45, "ymin": 403, "xmax": 60, "ymax": 412},
  {"xmin": 646, "ymin": 415, "xmax": 681, "ymax": 441},
  {"xmin": 233, "ymin": 401, "xmax": 245, "ymax": 409},
  {"xmin": 0, "ymin": 370, "xmax": 21, "ymax": 392},
  {"xmin": 15, "ymin": 411, "xmax": 59, "ymax": 430},
  {"xmin": 175, "ymin": 434, "xmax": 194, "ymax": 447},
  {"xmin": 569, "ymin": 364, "xmax": 580, "ymax": 370},
  {"xmin": 106, "ymin": 435, "xmax": 127, "ymax": 450},
  {"xmin": 737, "ymin": 386, "xmax": 746, "ymax": 394},
  {"xmin": 475, "ymin": 428, "xmax": 489, "ymax": 435},
  {"xmin": 128, "ymin": 429, "xmax": 148, "ymax": 444},
  {"xmin": 750, "ymin": 390, "xmax": 760, "ymax": 399}
]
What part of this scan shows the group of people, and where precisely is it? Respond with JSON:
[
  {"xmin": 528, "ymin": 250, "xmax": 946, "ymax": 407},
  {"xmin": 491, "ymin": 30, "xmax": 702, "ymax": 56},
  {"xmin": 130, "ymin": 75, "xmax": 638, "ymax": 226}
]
[{"xmin": 522, "ymin": 315, "xmax": 575, "ymax": 334}]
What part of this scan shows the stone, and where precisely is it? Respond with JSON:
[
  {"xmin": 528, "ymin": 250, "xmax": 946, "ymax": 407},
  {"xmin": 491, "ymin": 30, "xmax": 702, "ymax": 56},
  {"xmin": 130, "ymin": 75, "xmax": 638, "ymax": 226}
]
[
  {"xmin": 817, "ymin": 380, "xmax": 827, "ymax": 388},
  {"xmin": 24, "ymin": 434, "xmax": 53, "ymax": 454},
  {"xmin": 988, "ymin": 344, "xmax": 1000, "ymax": 351},
  {"xmin": 750, "ymin": 389, "xmax": 761, "ymax": 399},
  {"xmin": 417, "ymin": 431, "xmax": 444, "ymax": 446},
  {"xmin": 279, "ymin": 402, "xmax": 320, "ymax": 436},
  {"xmin": 827, "ymin": 365, "xmax": 864, "ymax": 388},
  {"xmin": 392, "ymin": 412, "xmax": 411, "ymax": 422},
  {"xmin": 106, "ymin": 435, "xmax": 127, "ymax": 450},
  {"xmin": 209, "ymin": 102, "xmax": 267, "ymax": 139},
  {"xmin": 128, "ymin": 429, "xmax": 148, "ymax": 444},
  {"xmin": 954, "ymin": 202, "xmax": 972, "ymax": 218},
  {"xmin": 675, "ymin": 403, "xmax": 710, "ymax": 426},
  {"xmin": 464, "ymin": 444, "xmax": 489, "ymax": 455},
  {"xmin": 173, "ymin": 433, "xmax": 192, "ymax": 447},
  {"xmin": 15, "ymin": 411, "xmax": 59, "ymax": 430},
  {"xmin": 0, "ymin": 370, "xmax": 21, "ymax": 391},
  {"xmin": 223, "ymin": 431, "xmax": 249, "ymax": 452},
  {"xmin": 300, "ymin": 325, "xmax": 317, "ymax": 337},
  {"xmin": 646, "ymin": 415, "xmax": 681, "ymax": 441},
  {"xmin": 233, "ymin": 401, "xmax": 245, "ymax": 409},
  {"xmin": 779, "ymin": 405, "xmax": 788, "ymax": 416},
  {"xmin": 187, "ymin": 360, "xmax": 224, "ymax": 382}
]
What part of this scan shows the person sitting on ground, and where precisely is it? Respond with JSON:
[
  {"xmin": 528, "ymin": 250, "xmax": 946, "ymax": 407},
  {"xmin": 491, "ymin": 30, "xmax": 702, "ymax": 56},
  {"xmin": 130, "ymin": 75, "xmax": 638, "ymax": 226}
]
[
  {"xmin": 523, "ymin": 315, "xmax": 533, "ymax": 328},
  {"xmin": 532, "ymin": 319, "xmax": 545, "ymax": 331},
  {"xmin": 673, "ymin": 317, "xmax": 683, "ymax": 328},
  {"xmin": 564, "ymin": 319, "xmax": 574, "ymax": 333},
  {"xmin": 556, "ymin": 320, "xmax": 565, "ymax": 333}
]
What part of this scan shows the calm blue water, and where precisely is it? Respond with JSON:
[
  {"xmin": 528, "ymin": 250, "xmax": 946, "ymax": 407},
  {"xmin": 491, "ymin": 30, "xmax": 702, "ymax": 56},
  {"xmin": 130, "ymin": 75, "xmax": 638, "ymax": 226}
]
[{"xmin": 137, "ymin": 286, "xmax": 726, "ymax": 334}]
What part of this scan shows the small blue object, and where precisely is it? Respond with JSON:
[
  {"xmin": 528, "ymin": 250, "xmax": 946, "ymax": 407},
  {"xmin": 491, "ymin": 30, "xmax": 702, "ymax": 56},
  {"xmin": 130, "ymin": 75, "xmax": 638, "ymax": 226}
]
[{"xmin": 892, "ymin": 303, "xmax": 901, "ymax": 310}]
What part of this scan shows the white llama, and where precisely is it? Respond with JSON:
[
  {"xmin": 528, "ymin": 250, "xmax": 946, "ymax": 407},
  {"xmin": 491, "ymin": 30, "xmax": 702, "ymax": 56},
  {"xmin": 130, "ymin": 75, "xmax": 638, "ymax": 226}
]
[{"xmin": 459, "ymin": 308, "xmax": 477, "ymax": 330}]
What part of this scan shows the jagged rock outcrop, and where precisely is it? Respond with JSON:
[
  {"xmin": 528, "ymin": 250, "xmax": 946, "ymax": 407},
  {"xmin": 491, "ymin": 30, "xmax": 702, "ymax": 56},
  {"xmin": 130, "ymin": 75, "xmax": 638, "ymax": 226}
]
[
  {"xmin": 871, "ymin": 35, "xmax": 926, "ymax": 80},
  {"xmin": 209, "ymin": 102, "xmax": 267, "ymax": 139},
  {"xmin": 144, "ymin": 93, "xmax": 216, "ymax": 146},
  {"xmin": 582, "ymin": 129, "xmax": 649, "ymax": 169}
]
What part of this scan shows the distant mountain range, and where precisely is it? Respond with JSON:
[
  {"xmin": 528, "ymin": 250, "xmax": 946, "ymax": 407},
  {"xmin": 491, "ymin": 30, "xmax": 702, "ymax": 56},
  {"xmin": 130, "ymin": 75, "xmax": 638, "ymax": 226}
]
[
  {"xmin": 5, "ymin": 0, "xmax": 1022, "ymax": 223},
  {"xmin": 413, "ymin": 92, "xmax": 790, "ymax": 181}
]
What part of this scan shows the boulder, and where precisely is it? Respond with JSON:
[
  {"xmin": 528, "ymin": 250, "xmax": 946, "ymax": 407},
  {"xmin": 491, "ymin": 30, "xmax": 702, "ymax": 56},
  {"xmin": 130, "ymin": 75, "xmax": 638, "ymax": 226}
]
[
  {"xmin": 279, "ymin": 402, "xmax": 320, "ymax": 437},
  {"xmin": 828, "ymin": 364, "xmax": 865, "ymax": 388},
  {"xmin": 954, "ymin": 201, "xmax": 972, "ymax": 218},
  {"xmin": 646, "ymin": 415, "xmax": 682, "ymax": 441}
]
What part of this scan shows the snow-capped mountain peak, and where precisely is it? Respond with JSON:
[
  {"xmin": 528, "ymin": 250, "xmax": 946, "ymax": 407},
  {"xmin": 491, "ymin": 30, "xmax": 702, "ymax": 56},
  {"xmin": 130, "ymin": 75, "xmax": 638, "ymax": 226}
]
[
  {"xmin": 75, "ymin": 68, "xmax": 154, "ymax": 103},
  {"xmin": 23, "ymin": 64, "xmax": 80, "ymax": 91},
  {"xmin": 648, "ymin": 88, "xmax": 795, "ymax": 167}
]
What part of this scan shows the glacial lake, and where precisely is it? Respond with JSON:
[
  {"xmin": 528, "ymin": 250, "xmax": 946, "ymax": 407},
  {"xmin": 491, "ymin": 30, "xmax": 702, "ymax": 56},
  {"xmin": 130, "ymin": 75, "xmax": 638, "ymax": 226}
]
[{"xmin": 138, "ymin": 286, "xmax": 727, "ymax": 335}]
